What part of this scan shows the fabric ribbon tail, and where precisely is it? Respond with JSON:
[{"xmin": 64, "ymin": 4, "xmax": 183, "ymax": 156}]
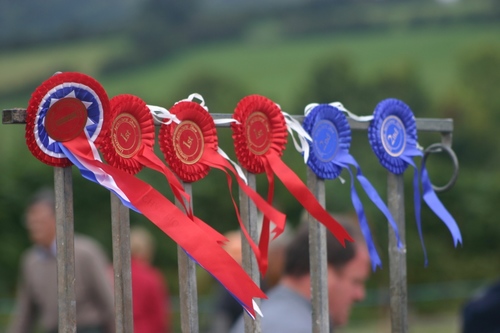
[
  {"xmin": 200, "ymin": 149, "xmax": 265, "ymax": 273},
  {"xmin": 421, "ymin": 166, "xmax": 462, "ymax": 246},
  {"xmin": 57, "ymin": 143, "xmax": 139, "ymax": 213},
  {"xmin": 182, "ymin": 249, "xmax": 265, "ymax": 317},
  {"xmin": 344, "ymin": 165, "xmax": 382, "ymax": 271},
  {"xmin": 137, "ymin": 147, "xmax": 192, "ymax": 213},
  {"xmin": 402, "ymin": 155, "xmax": 428, "ymax": 267},
  {"xmin": 265, "ymin": 153, "xmax": 353, "ymax": 245},
  {"xmin": 339, "ymin": 153, "xmax": 403, "ymax": 249},
  {"xmin": 136, "ymin": 148, "xmax": 227, "ymax": 245},
  {"xmin": 258, "ymin": 159, "xmax": 277, "ymax": 276},
  {"xmin": 202, "ymin": 149, "xmax": 288, "ymax": 275},
  {"xmin": 63, "ymin": 135, "xmax": 267, "ymax": 317}
]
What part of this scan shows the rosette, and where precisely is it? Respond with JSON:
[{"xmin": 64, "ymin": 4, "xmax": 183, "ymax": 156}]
[
  {"xmin": 159, "ymin": 100, "xmax": 216, "ymax": 183},
  {"xmin": 368, "ymin": 98, "xmax": 462, "ymax": 265},
  {"xmin": 302, "ymin": 103, "xmax": 403, "ymax": 270},
  {"xmin": 99, "ymin": 94, "xmax": 224, "ymax": 243},
  {"xmin": 100, "ymin": 94, "xmax": 154, "ymax": 175},
  {"xmin": 26, "ymin": 72, "xmax": 109, "ymax": 167},
  {"xmin": 159, "ymin": 97, "xmax": 286, "ymax": 274},
  {"xmin": 25, "ymin": 74, "xmax": 266, "ymax": 317},
  {"xmin": 232, "ymin": 95, "xmax": 354, "ymax": 260}
]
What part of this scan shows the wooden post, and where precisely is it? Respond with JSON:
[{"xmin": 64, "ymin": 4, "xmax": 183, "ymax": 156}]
[
  {"xmin": 111, "ymin": 194, "xmax": 134, "ymax": 333},
  {"xmin": 387, "ymin": 173, "xmax": 408, "ymax": 333},
  {"xmin": 306, "ymin": 168, "xmax": 330, "ymax": 333},
  {"xmin": 239, "ymin": 171, "xmax": 262, "ymax": 333},
  {"xmin": 54, "ymin": 167, "xmax": 77, "ymax": 332},
  {"xmin": 176, "ymin": 183, "xmax": 199, "ymax": 333}
]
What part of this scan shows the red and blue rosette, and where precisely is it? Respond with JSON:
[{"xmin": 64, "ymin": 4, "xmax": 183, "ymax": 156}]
[
  {"xmin": 232, "ymin": 95, "xmax": 354, "ymax": 261},
  {"xmin": 25, "ymin": 72, "xmax": 109, "ymax": 167},
  {"xmin": 368, "ymin": 98, "xmax": 462, "ymax": 265},
  {"xmin": 25, "ymin": 75, "xmax": 266, "ymax": 318},
  {"xmin": 302, "ymin": 103, "xmax": 403, "ymax": 271},
  {"xmin": 158, "ymin": 96, "xmax": 286, "ymax": 275}
]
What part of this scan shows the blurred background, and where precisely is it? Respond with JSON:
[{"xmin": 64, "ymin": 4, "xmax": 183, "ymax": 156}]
[{"xmin": 0, "ymin": 0, "xmax": 499, "ymax": 332}]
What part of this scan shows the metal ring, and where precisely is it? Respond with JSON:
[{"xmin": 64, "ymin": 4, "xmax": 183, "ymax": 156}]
[{"xmin": 421, "ymin": 143, "xmax": 459, "ymax": 192}]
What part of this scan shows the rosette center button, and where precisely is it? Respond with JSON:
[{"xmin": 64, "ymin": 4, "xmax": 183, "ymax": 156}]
[
  {"xmin": 45, "ymin": 98, "xmax": 87, "ymax": 142},
  {"xmin": 246, "ymin": 111, "xmax": 272, "ymax": 155}
]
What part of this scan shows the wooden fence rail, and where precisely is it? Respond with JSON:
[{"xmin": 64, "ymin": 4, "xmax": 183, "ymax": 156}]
[{"xmin": 2, "ymin": 108, "xmax": 454, "ymax": 333}]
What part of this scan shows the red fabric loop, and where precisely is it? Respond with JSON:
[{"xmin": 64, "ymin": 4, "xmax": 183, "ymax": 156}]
[
  {"xmin": 25, "ymin": 72, "xmax": 109, "ymax": 167},
  {"xmin": 159, "ymin": 101, "xmax": 216, "ymax": 182},
  {"xmin": 232, "ymin": 95, "xmax": 288, "ymax": 174},
  {"xmin": 101, "ymin": 94, "xmax": 155, "ymax": 175}
]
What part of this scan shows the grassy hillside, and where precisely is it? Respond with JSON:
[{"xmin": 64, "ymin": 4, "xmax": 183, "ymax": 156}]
[
  {"xmin": 1, "ymin": 22, "xmax": 499, "ymax": 113},
  {"xmin": 99, "ymin": 22, "xmax": 500, "ymax": 111}
]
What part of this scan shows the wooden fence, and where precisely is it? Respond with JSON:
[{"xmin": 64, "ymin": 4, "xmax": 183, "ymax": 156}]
[{"xmin": 2, "ymin": 107, "xmax": 457, "ymax": 333}]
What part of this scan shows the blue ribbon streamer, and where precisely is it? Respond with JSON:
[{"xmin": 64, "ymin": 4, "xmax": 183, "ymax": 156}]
[
  {"xmin": 58, "ymin": 142, "xmax": 140, "ymax": 213},
  {"xmin": 368, "ymin": 98, "xmax": 462, "ymax": 266},
  {"xmin": 303, "ymin": 104, "xmax": 403, "ymax": 271}
]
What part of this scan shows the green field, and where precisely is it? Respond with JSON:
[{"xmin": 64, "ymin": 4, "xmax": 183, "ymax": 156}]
[{"xmin": 1, "ymin": 22, "xmax": 499, "ymax": 112}]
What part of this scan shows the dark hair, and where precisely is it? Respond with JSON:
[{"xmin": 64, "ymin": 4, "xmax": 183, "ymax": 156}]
[
  {"xmin": 284, "ymin": 213, "xmax": 362, "ymax": 277},
  {"xmin": 27, "ymin": 187, "xmax": 56, "ymax": 213}
]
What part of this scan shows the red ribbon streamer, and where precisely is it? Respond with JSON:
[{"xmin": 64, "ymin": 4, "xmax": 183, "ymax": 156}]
[{"xmin": 64, "ymin": 133, "xmax": 266, "ymax": 316}]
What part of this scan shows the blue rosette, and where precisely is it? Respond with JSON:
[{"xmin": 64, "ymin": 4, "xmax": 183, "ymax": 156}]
[
  {"xmin": 303, "ymin": 103, "xmax": 402, "ymax": 271},
  {"xmin": 368, "ymin": 98, "xmax": 462, "ymax": 265}
]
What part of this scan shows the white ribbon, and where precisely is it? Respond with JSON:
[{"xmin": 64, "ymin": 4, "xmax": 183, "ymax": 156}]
[
  {"xmin": 148, "ymin": 105, "xmax": 181, "ymax": 125},
  {"xmin": 304, "ymin": 102, "xmax": 373, "ymax": 122},
  {"xmin": 218, "ymin": 147, "xmax": 248, "ymax": 185},
  {"xmin": 281, "ymin": 110, "xmax": 312, "ymax": 164},
  {"xmin": 253, "ymin": 299, "xmax": 263, "ymax": 318},
  {"xmin": 175, "ymin": 93, "xmax": 209, "ymax": 111},
  {"xmin": 329, "ymin": 102, "xmax": 373, "ymax": 122},
  {"xmin": 214, "ymin": 118, "xmax": 240, "ymax": 126}
]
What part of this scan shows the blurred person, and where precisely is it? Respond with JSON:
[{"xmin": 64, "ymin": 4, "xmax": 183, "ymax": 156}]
[
  {"xmin": 230, "ymin": 213, "xmax": 370, "ymax": 333},
  {"xmin": 129, "ymin": 226, "xmax": 171, "ymax": 333},
  {"xmin": 461, "ymin": 279, "xmax": 500, "ymax": 333},
  {"xmin": 208, "ymin": 226, "xmax": 292, "ymax": 333},
  {"xmin": 7, "ymin": 188, "xmax": 115, "ymax": 333},
  {"xmin": 208, "ymin": 230, "xmax": 244, "ymax": 333}
]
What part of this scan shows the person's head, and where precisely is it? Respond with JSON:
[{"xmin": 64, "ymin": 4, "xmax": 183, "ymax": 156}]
[
  {"xmin": 282, "ymin": 213, "xmax": 370, "ymax": 327},
  {"xmin": 130, "ymin": 226, "xmax": 156, "ymax": 263},
  {"xmin": 222, "ymin": 230, "xmax": 242, "ymax": 265},
  {"xmin": 25, "ymin": 188, "xmax": 57, "ymax": 248}
]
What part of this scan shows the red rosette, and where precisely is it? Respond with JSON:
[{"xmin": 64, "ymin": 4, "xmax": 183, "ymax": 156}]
[
  {"xmin": 25, "ymin": 72, "xmax": 110, "ymax": 167},
  {"xmin": 159, "ymin": 101, "xmax": 217, "ymax": 182},
  {"xmin": 100, "ymin": 94, "xmax": 155, "ymax": 175},
  {"xmin": 232, "ymin": 95, "xmax": 288, "ymax": 174}
]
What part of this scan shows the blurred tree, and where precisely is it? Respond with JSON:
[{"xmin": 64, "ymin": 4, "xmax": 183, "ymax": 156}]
[
  {"xmin": 293, "ymin": 54, "xmax": 364, "ymax": 111},
  {"xmin": 128, "ymin": 0, "xmax": 201, "ymax": 61},
  {"xmin": 368, "ymin": 61, "xmax": 430, "ymax": 117}
]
